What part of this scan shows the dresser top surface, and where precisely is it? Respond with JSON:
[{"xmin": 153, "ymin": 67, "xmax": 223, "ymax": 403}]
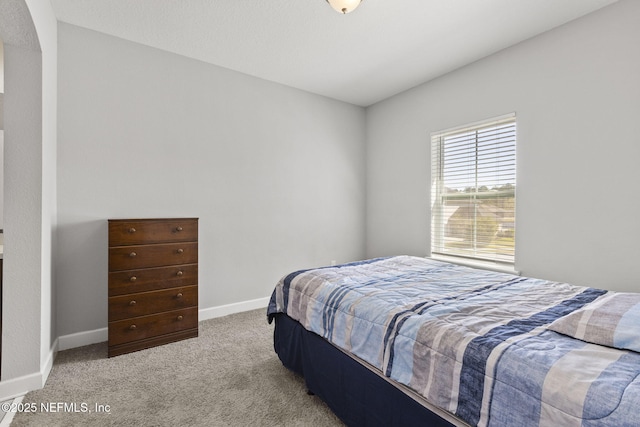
[{"xmin": 109, "ymin": 218, "xmax": 198, "ymax": 223}]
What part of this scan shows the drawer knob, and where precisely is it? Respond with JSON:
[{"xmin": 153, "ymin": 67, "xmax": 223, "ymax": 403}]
[
  {"xmin": 130, "ymin": 276, "xmax": 137, "ymax": 282},
  {"xmin": 177, "ymin": 248, "xmax": 184, "ymax": 254},
  {"xmin": 129, "ymin": 300, "xmax": 137, "ymax": 306},
  {"xmin": 129, "ymin": 252, "xmax": 137, "ymax": 258},
  {"xmin": 176, "ymin": 293, "xmax": 183, "ymax": 298},
  {"xmin": 129, "ymin": 324, "xmax": 137, "ymax": 330},
  {"xmin": 128, "ymin": 227, "xmax": 136, "ymax": 233},
  {"xmin": 177, "ymin": 315, "xmax": 184, "ymax": 321},
  {"xmin": 176, "ymin": 226, "xmax": 183, "ymax": 232},
  {"xmin": 176, "ymin": 270, "xmax": 184, "ymax": 277}
]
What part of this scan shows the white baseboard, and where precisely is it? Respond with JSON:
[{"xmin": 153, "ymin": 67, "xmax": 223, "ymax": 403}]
[
  {"xmin": 0, "ymin": 395, "xmax": 24, "ymax": 427},
  {"xmin": 58, "ymin": 327, "xmax": 107, "ymax": 351},
  {"xmin": 198, "ymin": 296, "xmax": 270, "ymax": 321},
  {"xmin": 0, "ymin": 370, "xmax": 44, "ymax": 403},
  {"xmin": 41, "ymin": 338, "xmax": 58, "ymax": 384},
  {"xmin": 0, "ymin": 341, "xmax": 58, "ymax": 402}
]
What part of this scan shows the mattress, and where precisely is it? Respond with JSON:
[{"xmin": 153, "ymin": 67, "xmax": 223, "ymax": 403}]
[{"xmin": 267, "ymin": 256, "xmax": 640, "ymax": 427}]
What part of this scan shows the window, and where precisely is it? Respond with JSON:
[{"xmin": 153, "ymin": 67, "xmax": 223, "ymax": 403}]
[{"xmin": 431, "ymin": 114, "xmax": 516, "ymax": 267}]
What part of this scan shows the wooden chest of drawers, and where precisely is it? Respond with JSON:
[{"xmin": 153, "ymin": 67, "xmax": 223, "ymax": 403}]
[{"xmin": 108, "ymin": 218, "xmax": 198, "ymax": 357}]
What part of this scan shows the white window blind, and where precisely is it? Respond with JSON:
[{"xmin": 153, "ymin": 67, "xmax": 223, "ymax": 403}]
[{"xmin": 431, "ymin": 114, "xmax": 516, "ymax": 266}]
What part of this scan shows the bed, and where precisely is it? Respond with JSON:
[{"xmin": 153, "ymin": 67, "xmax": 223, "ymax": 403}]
[{"xmin": 267, "ymin": 256, "xmax": 640, "ymax": 427}]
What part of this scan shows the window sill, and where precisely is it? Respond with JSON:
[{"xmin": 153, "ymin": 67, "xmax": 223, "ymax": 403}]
[{"xmin": 429, "ymin": 254, "xmax": 520, "ymax": 276}]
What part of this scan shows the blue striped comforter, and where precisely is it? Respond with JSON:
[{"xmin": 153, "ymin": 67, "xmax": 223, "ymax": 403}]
[{"xmin": 267, "ymin": 256, "xmax": 640, "ymax": 427}]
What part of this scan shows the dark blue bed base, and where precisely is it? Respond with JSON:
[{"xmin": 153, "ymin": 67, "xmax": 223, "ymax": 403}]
[{"xmin": 273, "ymin": 313, "xmax": 456, "ymax": 427}]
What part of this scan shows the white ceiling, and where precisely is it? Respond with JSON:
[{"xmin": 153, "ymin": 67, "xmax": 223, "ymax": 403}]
[{"xmin": 51, "ymin": 0, "xmax": 617, "ymax": 106}]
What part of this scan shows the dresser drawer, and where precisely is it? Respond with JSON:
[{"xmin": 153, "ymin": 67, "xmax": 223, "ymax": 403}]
[
  {"xmin": 109, "ymin": 219, "xmax": 198, "ymax": 246},
  {"xmin": 108, "ymin": 307, "xmax": 198, "ymax": 346},
  {"xmin": 109, "ymin": 242, "xmax": 198, "ymax": 271},
  {"xmin": 109, "ymin": 286, "xmax": 198, "ymax": 321},
  {"xmin": 108, "ymin": 264, "xmax": 198, "ymax": 296}
]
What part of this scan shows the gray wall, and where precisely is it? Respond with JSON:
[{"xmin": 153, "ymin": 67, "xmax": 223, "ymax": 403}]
[
  {"xmin": 55, "ymin": 0, "xmax": 640, "ymax": 339},
  {"xmin": 0, "ymin": 0, "xmax": 57, "ymax": 388},
  {"xmin": 366, "ymin": 0, "xmax": 640, "ymax": 292},
  {"xmin": 56, "ymin": 23, "xmax": 366, "ymax": 336}
]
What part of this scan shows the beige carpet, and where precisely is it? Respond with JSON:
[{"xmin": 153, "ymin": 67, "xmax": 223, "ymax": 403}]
[{"xmin": 11, "ymin": 309, "xmax": 344, "ymax": 426}]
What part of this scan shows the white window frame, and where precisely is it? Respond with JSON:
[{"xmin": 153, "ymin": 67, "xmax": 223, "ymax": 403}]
[{"xmin": 430, "ymin": 113, "xmax": 517, "ymax": 272}]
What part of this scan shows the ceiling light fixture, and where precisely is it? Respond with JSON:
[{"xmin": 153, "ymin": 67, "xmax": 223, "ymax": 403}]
[{"xmin": 326, "ymin": 0, "xmax": 363, "ymax": 14}]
